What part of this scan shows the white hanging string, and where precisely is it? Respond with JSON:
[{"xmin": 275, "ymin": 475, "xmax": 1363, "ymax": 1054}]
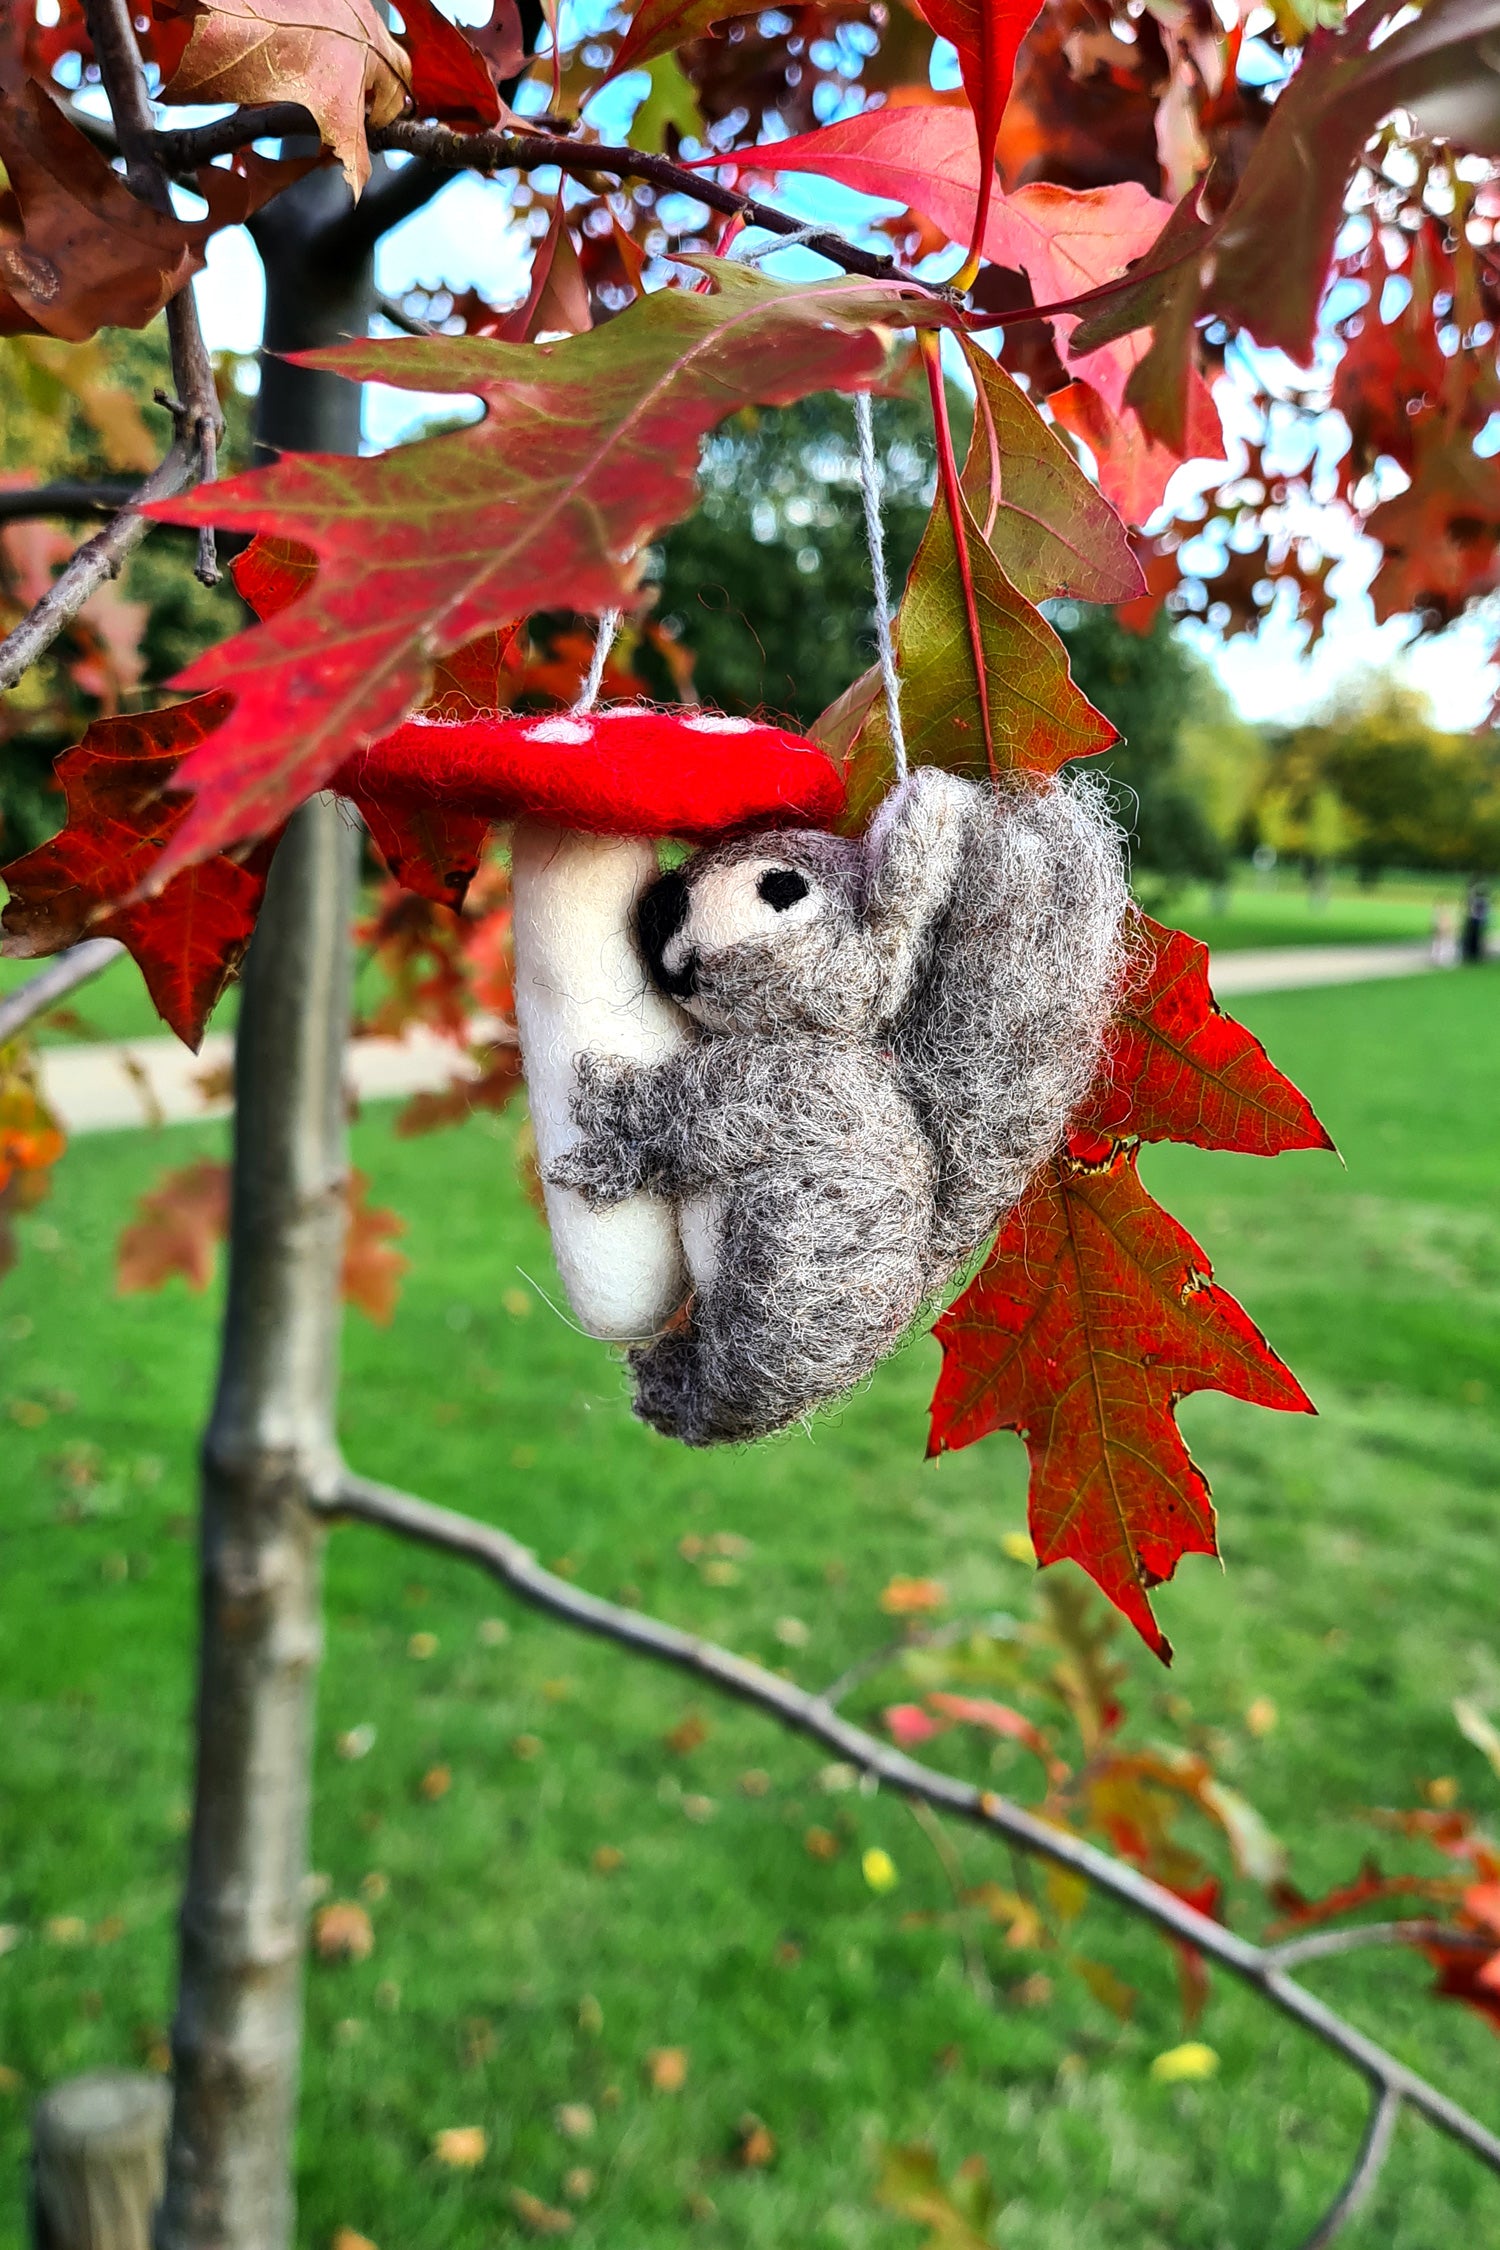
[
  {"xmin": 572, "ymin": 608, "xmax": 622, "ymax": 714},
  {"xmin": 731, "ymin": 226, "xmax": 831, "ymax": 266},
  {"xmin": 853, "ymin": 390, "xmax": 907, "ymax": 784}
]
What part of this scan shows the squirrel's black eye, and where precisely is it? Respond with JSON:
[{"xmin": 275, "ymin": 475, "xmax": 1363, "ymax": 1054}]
[{"xmin": 757, "ymin": 868, "xmax": 810, "ymax": 911}]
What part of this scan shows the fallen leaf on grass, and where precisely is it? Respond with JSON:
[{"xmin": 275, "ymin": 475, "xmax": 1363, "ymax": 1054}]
[
  {"xmin": 313, "ymin": 1903, "xmax": 374, "ymax": 1962},
  {"xmin": 418, "ymin": 1765, "xmax": 451, "ymax": 1801},
  {"xmin": 876, "ymin": 2141, "xmax": 996, "ymax": 2250},
  {"xmin": 432, "ymin": 2125, "xmax": 488, "ymax": 2168},
  {"xmin": 1150, "ymin": 2041, "xmax": 1218, "ymax": 2082},
  {"xmin": 664, "ymin": 1711, "xmax": 709, "ymax": 1755},
  {"xmin": 733, "ymin": 2114, "xmax": 777, "ymax": 2167},
  {"xmin": 1074, "ymin": 1956, "xmax": 1135, "ymax": 2020},
  {"xmin": 0, "ymin": 2067, "xmax": 21, "ymax": 2095},
  {"xmin": 880, "ymin": 1576, "xmax": 947, "ymax": 1616},
  {"xmin": 509, "ymin": 2187, "xmax": 573, "ymax": 2235},
  {"xmin": 331, "ymin": 2231, "xmax": 379, "ymax": 2250},
  {"xmin": 804, "ymin": 1826, "xmax": 841, "ymax": 1861},
  {"xmin": 562, "ymin": 2167, "xmax": 595, "ymax": 2203},
  {"xmin": 645, "ymin": 2046, "xmax": 688, "ymax": 2092},
  {"xmin": 554, "ymin": 2102, "xmax": 595, "ymax": 2141},
  {"xmin": 591, "ymin": 1846, "xmax": 624, "ymax": 1875},
  {"xmin": 1245, "ymin": 1696, "xmax": 1278, "ymax": 1739},
  {"xmin": 407, "ymin": 1632, "xmax": 438, "ymax": 1660}
]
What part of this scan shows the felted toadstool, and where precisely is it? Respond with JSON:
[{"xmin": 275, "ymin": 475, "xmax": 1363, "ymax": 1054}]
[{"xmin": 342, "ymin": 700, "xmax": 848, "ymax": 1340}]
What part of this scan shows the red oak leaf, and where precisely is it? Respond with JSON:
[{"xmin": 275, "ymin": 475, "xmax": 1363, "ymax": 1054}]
[
  {"xmin": 1083, "ymin": 914, "xmax": 1334, "ymax": 1156},
  {"xmin": 395, "ymin": 0, "xmax": 507, "ymax": 129},
  {"xmin": 0, "ymin": 696, "xmax": 273, "ymax": 1050},
  {"xmin": 145, "ymin": 263, "xmax": 945, "ymax": 874},
  {"xmin": 230, "ymin": 534, "xmax": 494, "ymax": 907},
  {"xmin": 911, "ymin": 0, "xmax": 1047, "ymax": 273},
  {"xmin": 928, "ymin": 1146, "xmax": 1312, "ymax": 1660}
]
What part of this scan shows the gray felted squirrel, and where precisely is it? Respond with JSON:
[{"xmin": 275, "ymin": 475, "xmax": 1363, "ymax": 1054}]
[{"xmin": 549, "ymin": 768, "xmax": 1129, "ymax": 1446}]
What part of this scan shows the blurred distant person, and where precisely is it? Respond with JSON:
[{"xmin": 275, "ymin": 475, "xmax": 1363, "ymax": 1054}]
[
  {"xmin": 1431, "ymin": 901, "xmax": 1459, "ymax": 967},
  {"xmin": 1462, "ymin": 879, "xmax": 1491, "ymax": 964}
]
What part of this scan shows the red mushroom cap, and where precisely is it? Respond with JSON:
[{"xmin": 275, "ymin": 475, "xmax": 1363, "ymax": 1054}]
[{"xmin": 334, "ymin": 704, "xmax": 847, "ymax": 839}]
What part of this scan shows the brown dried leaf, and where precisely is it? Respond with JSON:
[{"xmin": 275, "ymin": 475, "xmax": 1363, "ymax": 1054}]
[
  {"xmin": 116, "ymin": 1159, "xmax": 230, "ymax": 1295},
  {"xmin": 340, "ymin": 1170, "xmax": 408, "ymax": 1324},
  {"xmin": 432, "ymin": 2125, "xmax": 488, "ymax": 2168},
  {"xmin": 313, "ymin": 1902, "xmax": 375, "ymax": 1962},
  {"xmin": 645, "ymin": 2046, "xmax": 688, "ymax": 2092},
  {"xmin": 509, "ymin": 2188, "xmax": 574, "ymax": 2236},
  {"xmin": 161, "ymin": 0, "xmax": 411, "ymax": 193}
]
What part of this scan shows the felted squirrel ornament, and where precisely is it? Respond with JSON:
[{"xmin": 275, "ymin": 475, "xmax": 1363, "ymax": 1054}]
[{"xmin": 548, "ymin": 767, "xmax": 1129, "ymax": 1446}]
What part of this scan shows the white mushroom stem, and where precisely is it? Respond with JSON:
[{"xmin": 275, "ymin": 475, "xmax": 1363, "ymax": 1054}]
[{"xmin": 510, "ymin": 820, "xmax": 691, "ymax": 1340}]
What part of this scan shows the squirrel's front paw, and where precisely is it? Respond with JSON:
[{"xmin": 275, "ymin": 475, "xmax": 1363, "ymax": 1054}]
[
  {"xmin": 549, "ymin": 1054, "xmax": 641, "ymax": 1206},
  {"xmin": 548, "ymin": 1135, "xmax": 634, "ymax": 1207}
]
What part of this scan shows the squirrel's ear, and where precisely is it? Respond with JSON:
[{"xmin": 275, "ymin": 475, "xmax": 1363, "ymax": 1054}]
[{"xmin": 863, "ymin": 770, "xmax": 979, "ymax": 1019}]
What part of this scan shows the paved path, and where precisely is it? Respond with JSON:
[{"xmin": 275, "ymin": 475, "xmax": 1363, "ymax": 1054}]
[
  {"xmin": 34, "ymin": 943, "xmax": 1445, "ymax": 1136},
  {"xmin": 1207, "ymin": 941, "xmax": 1434, "ymax": 997}
]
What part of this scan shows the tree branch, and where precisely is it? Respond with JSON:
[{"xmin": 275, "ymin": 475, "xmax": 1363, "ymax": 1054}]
[
  {"xmin": 1298, "ymin": 2084, "xmax": 1402, "ymax": 2250},
  {"xmin": 152, "ymin": 103, "xmax": 317, "ymax": 170},
  {"xmin": 0, "ymin": 481, "xmax": 141, "ymax": 525},
  {"xmin": 361, "ymin": 121, "xmax": 945, "ymax": 292},
  {"xmin": 321, "ymin": 1469, "xmax": 1500, "ymax": 2191},
  {"xmin": 0, "ymin": 940, "xmax": 125, "ymax": 1046},
  {"xmin": 84, "ymin": 0, "xmax": 225, "ymax": 586},
  {"xmin": 0, "ymin": 436, "xmax": 198, "ymax": 693}
]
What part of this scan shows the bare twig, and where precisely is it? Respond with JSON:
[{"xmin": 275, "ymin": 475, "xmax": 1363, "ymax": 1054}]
[
  {"xmin": 823, "ymin": 1618, "xmax": 984, "ymax": 1709},
  {"xmin": 363, "ymin": 120, "xmax": 945, "ymax": 292},
  {"xmin": 1268, "ymin": 1921, "xmax": 1493, "ymax": 1971},
  {"xmin": 0, "ymin": 436, "xmax": 197, "ymax": 692},
  {"xmin": 84, "ymin": 0, "xmax": 225, "ymax": 585},
  {"xmin": 374, "ymin": 290, "xmax": 442, "ymax": 338},
  {"xmin": 1298, "ymin": 2084, "xmax": 1402, "ymax": 2250},
  {"xmin": 905, "ymin": 1796, "xmax": 992, "ymax": 2001},
  {"xmin": 0, "ymin": 941, "xmax": 126, "ymax": 1047},
  {"xmin": 152, "ymin": 102, "xmax": 317, "ymax": 170},
  {"xmin": 321, "ymin": 1469, "xmax": 1500, "ymax": 2191}
]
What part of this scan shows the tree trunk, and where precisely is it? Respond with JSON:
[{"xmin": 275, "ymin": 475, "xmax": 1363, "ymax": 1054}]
[{"xmin": 155, "ymin": 173, "xmax": 372, "ymax": 2250}]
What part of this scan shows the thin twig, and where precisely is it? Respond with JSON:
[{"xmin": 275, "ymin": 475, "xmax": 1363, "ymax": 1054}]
[
  {"xmin": 151, "ymin": 102, "xmax": 316, "ymax": 171},
  {"xmin": 1297, "ymin": 2084, "xmax": 1402, "ymax": 2250},
  {"xmin": 321, "ymin": 1470, "xmax": 1500, "ymax": 2187},
  {"xmin": 363, "ymin": 120, "xmax": 945, "ymax": 293},
  {"xmin": 374, "ymin": 291, "xmax": 443, "ymax": 339},
  {"xmin": 84, "ymin": 0, "xmax": 224, "ymax": 585},
  {"xmin": 0, "ymin": 940, "xmax": 126, "ymax": 1046},
  {"xmin": 1268, "ymin": 1921, "xmax": 1493, "ymax": 1971},
  {"xmin": 822, "ymin": 1617, "xmax": 981, "ymax": 1709},
  {"xmin": 905, "ymin": 1795, "xmax": 992, "ymax": 2001},
  {"xmin": 0, "ymin": 436, "xmax": 197, "ymax": 693}
]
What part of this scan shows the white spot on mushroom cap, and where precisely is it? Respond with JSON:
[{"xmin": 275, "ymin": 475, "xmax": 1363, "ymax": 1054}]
[
  {"xmin": 683, "ymin": 714, "xmax": 756, "ymax": 734},
  {"xmin": 524, "ymin": 717, "xmax": 593, "ymax": 745}
]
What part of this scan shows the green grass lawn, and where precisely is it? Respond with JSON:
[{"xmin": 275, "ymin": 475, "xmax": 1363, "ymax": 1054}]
[
  {"xmin": 2, "ymin": 970, "xmax": 1500, "ymax": 2247},
  {"xmin": 1168, "ymin": 868, "xmax": 1457, "ymax": 953}
]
